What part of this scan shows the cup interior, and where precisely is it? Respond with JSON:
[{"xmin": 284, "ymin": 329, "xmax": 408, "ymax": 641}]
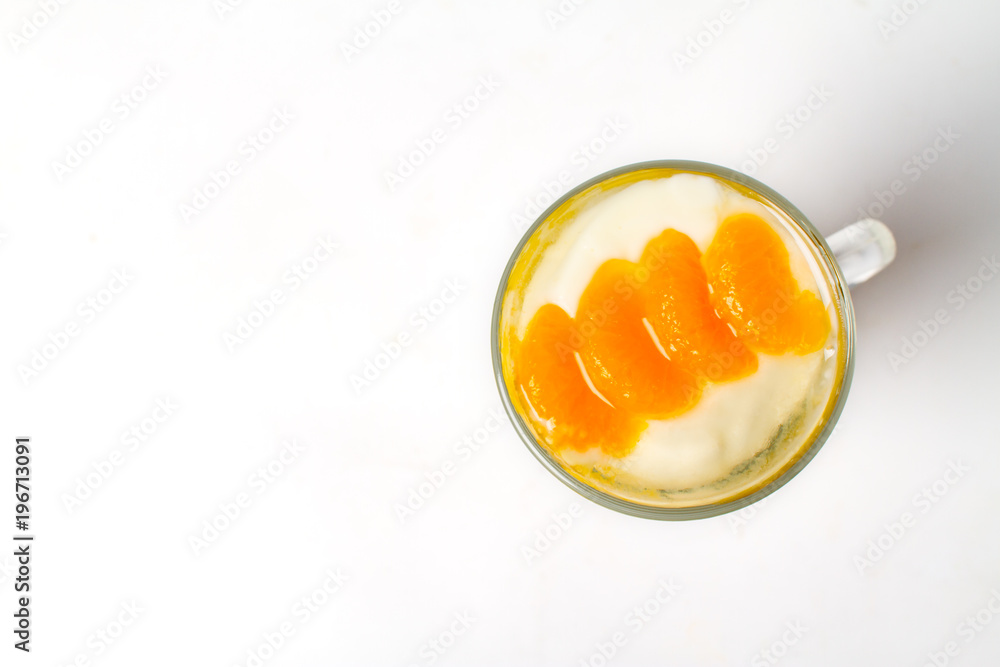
[{"xmin": 491, "ymin": 161, "xmax": 856, "ymax": 520}]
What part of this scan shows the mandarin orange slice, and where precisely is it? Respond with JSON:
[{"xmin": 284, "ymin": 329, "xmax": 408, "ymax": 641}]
[
  {"xmin": 703, "ymin": 213, "xmax": 830, "ymax": 355},
  {"xmin": 575, "ymin": 259, "xmax": 701, "ymax": 419},
  {"xmin": 517, "ymin": 303, "xmax": 642, "ymax": 457},
  {"xmin": 639, "ymin": 229, "xmax": 758, "ymax": 383}
]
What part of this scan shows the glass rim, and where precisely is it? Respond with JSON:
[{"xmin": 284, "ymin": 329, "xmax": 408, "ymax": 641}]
[{"xmin": 491, "ymin": 159, "xmax": 856, "ymax": 520}]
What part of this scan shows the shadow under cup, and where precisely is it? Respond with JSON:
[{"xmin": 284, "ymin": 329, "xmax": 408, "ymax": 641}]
[{"xmin": 492, "ymin": 161, "xmax": 856, "ymax": 520}]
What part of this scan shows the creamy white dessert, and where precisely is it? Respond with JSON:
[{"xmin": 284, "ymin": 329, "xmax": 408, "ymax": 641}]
[
  {"xmin": 504, "ymin": 171, "xmax": 843, "ymax": 506},
  {"xmin": 517, "ymin": 174, "xmax": 824, "ymax": 332}
]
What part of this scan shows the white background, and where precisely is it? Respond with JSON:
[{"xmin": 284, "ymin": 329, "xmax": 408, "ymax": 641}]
[{"xmin": 1, "ymin": 0, "xmax": 999, "ymax": 665}]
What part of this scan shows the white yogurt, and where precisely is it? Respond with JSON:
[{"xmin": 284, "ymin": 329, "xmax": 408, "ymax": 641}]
[{"xmin": 559, "ymin": 352, "xmax": 829, "ymax": 491}]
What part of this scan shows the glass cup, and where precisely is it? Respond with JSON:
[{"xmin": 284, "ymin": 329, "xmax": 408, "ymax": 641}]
[{"xmin": 491, "ymin": 160, "xmax": 895, "ymax": 520}]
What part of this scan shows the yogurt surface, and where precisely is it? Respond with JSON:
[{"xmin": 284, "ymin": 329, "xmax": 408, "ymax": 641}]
[{"xmin": 511, "ymin": 172, "xmax": 840, "ymax": 499}]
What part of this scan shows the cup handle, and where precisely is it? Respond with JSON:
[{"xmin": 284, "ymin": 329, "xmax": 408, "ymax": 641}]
[{"xmin": 824, "ymin": 219, "xmax": 896, "ymax": 287}]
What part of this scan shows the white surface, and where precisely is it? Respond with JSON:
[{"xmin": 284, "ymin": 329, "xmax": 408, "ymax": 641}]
[{"xmin": 1, "ymin": 1, "xmax": 998, "ymax": 665}]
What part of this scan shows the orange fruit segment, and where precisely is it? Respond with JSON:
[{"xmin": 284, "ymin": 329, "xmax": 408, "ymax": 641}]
[
  {"xmin": 515, "ymin": 216, "xmax": 831, "ymax": 459},
  {"xmin": 516, "ymin": 303, "xmax": 643, "ymax": 457},
  {"xmin": 640, "ymin": 229, "xmax": 758, "ymax": 383},
  {"xmin": 703, "ymin": 214, "xmax": 830, "ymax": 355},
  {"xmin": 575, "ymin": 259, "xmax": 701, "ymax": 419}
]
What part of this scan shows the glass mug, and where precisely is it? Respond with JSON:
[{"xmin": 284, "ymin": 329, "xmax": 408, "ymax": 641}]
[{"xmin": 491, "ymin": 160, "xmax": 895, "ymax": 520}]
